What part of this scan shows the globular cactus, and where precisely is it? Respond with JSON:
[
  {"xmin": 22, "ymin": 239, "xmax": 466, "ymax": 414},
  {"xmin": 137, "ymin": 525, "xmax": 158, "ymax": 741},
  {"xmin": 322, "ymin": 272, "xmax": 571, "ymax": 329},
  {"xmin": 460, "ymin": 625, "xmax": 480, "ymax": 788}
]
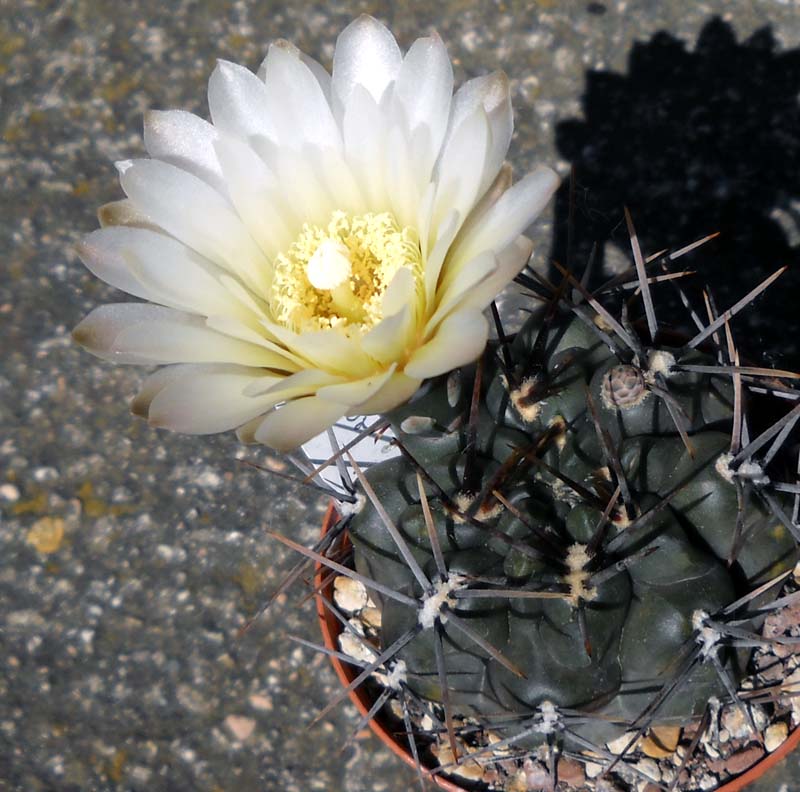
[{"xmin": 328, "ymin": 234, "xmax": 800, "ymax": 784}]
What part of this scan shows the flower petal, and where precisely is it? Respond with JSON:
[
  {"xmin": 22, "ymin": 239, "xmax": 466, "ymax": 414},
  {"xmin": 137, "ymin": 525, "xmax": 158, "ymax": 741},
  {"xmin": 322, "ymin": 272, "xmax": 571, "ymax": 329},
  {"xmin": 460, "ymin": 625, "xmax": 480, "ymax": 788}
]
[
  {"xmin": 332, "ymin": 15, "xmax": 402, "ymax": 112},
  {"xmin": 405, "ymin": 307, "xmax": 489, "ymax": 379},
  {"xmin": 394, "ymin": 33, "xmax": 453, "ymax": 179},
  {"xmin": 356, "ymin": 371, "xmax": 422, "ymax": 414},
  {"xmin": 426, "ymin": 250, "xmax": 497, "ymax": 330},
  {"xmin": 260, "ymin": 42, "xmax": 341, "ymax": 152},
  {"xmin": 73, "ymin": 304, "xmax": 291, "ymax": 368},
  {"xmin": 119, "ymin": 158, "xmax": 272, "ymax": 296},
  {"xmin": 443, "ymin": 71, "xmax": 513, "ymax": 193},
  {"xmin": 97, "ymin": 199, "xmax": 159, "ymax": 230},
  {"xmin": 253, "ymin": 396, "xmax": 347, "ymax": 451},
  {"xmin": 343, "ymin": 84, "xmax": 389, "ymax": 211},
  {"xmin": 143, "ymin": 110, "xmax": 227, "ymax": 196},
  {"xmin": 449, "ymin": 166, "xmax": 559, "ymax": 266},
  {"xmin": 208, "ymin": 59, "xmax": 276, "ymax": 142},
  {"xmin": 262, "ymin": 320, "xmax": 376, "ymax": 379},
  {"xmin": 243, "ymin": 367, "xmax": 343, "ymax": 398},
  {"xmin": 431, "ymin": 105, "xmax": 490, "ymax": 233},
  {"xmin": 213, "ymin": 134, "xmax": 294, "ymax": 258},
  {"xmin": 258, "ymin": 42, "xmax": 333, "ymax": 106},
  {"xmin": 78, "ymin": 227, "xmax": 253, "ymax": 320},
  {"xmin": 458, "ymin": 236, "xmax": 534, "ymax": 312},
  {"xmin": 316, "ymin": 364, "xmax": 397, "ymax": 406},
  {"xmin": 135, "ymin": 364, "xmax": 283, "ymax": 434}
]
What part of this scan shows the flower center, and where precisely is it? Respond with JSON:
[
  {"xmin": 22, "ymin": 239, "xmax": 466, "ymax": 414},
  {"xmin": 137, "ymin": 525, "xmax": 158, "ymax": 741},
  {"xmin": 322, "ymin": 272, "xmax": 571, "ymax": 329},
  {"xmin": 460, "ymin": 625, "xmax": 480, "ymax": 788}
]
[{"xmin": 270, "ymin": 210, "xmax": 423, "ymax": 334}]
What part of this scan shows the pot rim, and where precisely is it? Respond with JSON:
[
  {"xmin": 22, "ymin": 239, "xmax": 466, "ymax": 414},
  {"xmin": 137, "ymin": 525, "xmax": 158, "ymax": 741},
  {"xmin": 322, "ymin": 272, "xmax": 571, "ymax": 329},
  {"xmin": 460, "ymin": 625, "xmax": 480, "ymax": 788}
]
[{"xmin": 314, "ymin": 502, "xmax": 800, "ymax": 792}]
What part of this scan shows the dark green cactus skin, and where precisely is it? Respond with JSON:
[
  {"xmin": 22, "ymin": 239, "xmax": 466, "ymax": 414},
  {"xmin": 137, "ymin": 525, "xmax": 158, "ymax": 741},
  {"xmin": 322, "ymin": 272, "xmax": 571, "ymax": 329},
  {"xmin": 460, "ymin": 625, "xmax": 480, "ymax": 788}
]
[{"xmin": 349, "ymin": 310, "xmax": 798, "ymax": 746}]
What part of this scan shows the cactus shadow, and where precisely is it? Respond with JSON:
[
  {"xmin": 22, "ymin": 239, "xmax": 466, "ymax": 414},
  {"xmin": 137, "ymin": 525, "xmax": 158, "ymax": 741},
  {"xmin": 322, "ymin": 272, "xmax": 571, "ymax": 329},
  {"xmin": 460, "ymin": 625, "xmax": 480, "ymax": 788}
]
[{"xmin": 550, "ymin": 17, "xmax": 800, "ymax": 367}]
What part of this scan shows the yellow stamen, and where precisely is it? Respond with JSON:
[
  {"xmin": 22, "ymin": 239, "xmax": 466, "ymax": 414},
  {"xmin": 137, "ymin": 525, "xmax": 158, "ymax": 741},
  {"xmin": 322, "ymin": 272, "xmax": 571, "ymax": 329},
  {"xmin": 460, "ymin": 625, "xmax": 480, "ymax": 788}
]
[{"xmin": 270, "ymin": 210, "xmax": 424, "ymax": 334}]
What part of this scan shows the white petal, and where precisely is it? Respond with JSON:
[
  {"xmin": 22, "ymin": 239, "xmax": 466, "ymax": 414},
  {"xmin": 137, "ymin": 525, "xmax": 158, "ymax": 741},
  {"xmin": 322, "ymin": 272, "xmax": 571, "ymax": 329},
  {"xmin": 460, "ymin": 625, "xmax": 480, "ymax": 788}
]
[
  {"xmin": 343, "ymin": 85, "xmax": 388, "ymax": 211},
  {"xmin": 213, "ymin": 134, "xmax": 294, "ymax": 258},
  {"xmin": 459, "ymin": 236, "xmax": 534, "ymax": 311},
  {"xmin": 97, "ymin": 199, "xmax": 159, "ymax": 230},
  {"xmin": 119, "ymin": 159, "xmax": 272, "ymax": 296},
  {"xmin": 306, "ymin": 145, "xmax": 365, "ymax": 217},
  {"xmin": 431, "ymin": 106, "xmax": 489, "ymax": 233},
  {"xmin": 131, "ymin": 365, "xmax": 185, "ymax": 418},
  {"xmin": 405, "ymin": 308, "xmax": 489, "ymax": 379},
  {"xmin": 361, "ymin": 304, "xmax": 414, "ymax": 366},
  {"xmin": 423, "ymin": 208, "xmax": 461, "ymax": 307},
  {"xmin": 384, "ymin": 120, "xmax": 419, "ymax": 230},
  {"xmin": 73, "ymin": 304, "xmax": 291, "ymax": 368},
  {"xmin": 77, "ymin": 230, "xmax": 158, "ymax": 303},
  {"xmin": 426, "ymin": 251, "xmax": 497, "ymax": 330},
  {"xmin": 316, "ymin": 364, "xmax": 397, "ymax": 406},
  {"xmin": 268, "ymin": 145, "xmax": 336, "ymax": 229},
  {"xmin": 253, "ymin": 396, "xmax": 347, "ymax": 451},
  {"xmin": 143, "ymin": 110, "xmax": 227, "ymax": 196},
  {"xmin": 382, "ymin": 265, "xmax": 417, "ymax": 317},
  {"xmin": 78, "ymin": 227, "xmax": 252, "ymax": 319},
  {"xmin": 243, "ymin": 367, "xmax": 343, "ymax": 397},
  {"xmin": 442, "ymin": 71, "xmax": 512, "ymax": 193},
  {"xmin": 257, "ymin": 40, "xmax": 333, "ymax": 106},
  {"xmin": 208, "ymin": 59, "xmax": 276, "ymax": 142},
  {"xmin": 333, "ymin": 15, "xmax": 402, "ymax": 113},
  {"xmin": 394, "ymin": 33, "xmax": 453, "ymax": 178},
  {"xmin": 450, "ymin": 166, "xmax": 559, "ymax": 265},
  {"xmin": 144, "ymin": 364, "xmax": 283, "ymax": 434},
  {"xmin": 355, "ymin": 372, "xmax": 421, "ymax": 414},
  {"xmin": 262, "ymin": 320, "xmax": 376, "ymax": 378},
  {"xmin": 205, "ymin": 314, "xmax": 304, "ymax": 369},
  {"xmin": 260, "ymin": 42, "xmax": 341, "ymax": 152}
]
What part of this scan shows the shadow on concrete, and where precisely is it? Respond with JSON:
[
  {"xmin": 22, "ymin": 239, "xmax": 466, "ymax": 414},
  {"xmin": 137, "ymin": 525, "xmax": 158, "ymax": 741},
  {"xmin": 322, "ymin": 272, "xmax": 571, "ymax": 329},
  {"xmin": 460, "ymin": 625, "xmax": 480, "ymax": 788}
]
[{"xmin": 550, "ymin": 17, "xmax": 800, "ymax": 366}]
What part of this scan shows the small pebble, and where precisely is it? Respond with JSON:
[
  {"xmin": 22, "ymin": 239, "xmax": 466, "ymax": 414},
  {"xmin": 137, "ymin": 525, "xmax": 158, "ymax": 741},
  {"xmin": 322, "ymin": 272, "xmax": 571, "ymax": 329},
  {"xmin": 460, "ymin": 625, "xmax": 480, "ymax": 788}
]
[
  {"xmin": 248, "ymin": 694, "xmax": 272, "ymax": 712},
  {"xmin": 26, "ymin": 516, "xmax": 65, "ymax": 553},
  {"xmin": 720, "ymin": 703, "xmax": 767, "ymax": 739},
  {"xmin": 0, "ymin": 483, "xmax": 20, "ymax": 501},
  {"xmin": 338, "ymin": 632, "xmax": 376, "ymax": 664},
  {"xmin": 361, "ymin": 605, "xmax": 382, "ymax": 629},
  {"xmin": 585, "ymin": 760, "xmax": 604, "ymax": 778},
  {"xmin": 224, "ymin": 715, "xmax": 255, "ymax": 742},
  {"xmin": 606, "ymin": 731, "xmax": 640, "ymax": 755},
  {"xmin": 635, "ymin": 757, "xmax": 661, "ymax": 782},
  {"xmin": 698, "ymin": 774, "xmax": 717, "ymax": 791},
  {"xmin": 557, "ymin": 758, "xmax": 585, "ymax": 786},
  {"xmin": 333, "ymin": 576, "xmax": 368, "ymax": 612},
  {"xmin": 764, "ymin": 721, "xmax": 789, "ymax": 752},
  {"xmin": 710, "ymin": 744, "xmax": 765, "ymax": 775},
  {"xmin": 641, "ymin": 725, "xmax": 680, "ymax": 758}
]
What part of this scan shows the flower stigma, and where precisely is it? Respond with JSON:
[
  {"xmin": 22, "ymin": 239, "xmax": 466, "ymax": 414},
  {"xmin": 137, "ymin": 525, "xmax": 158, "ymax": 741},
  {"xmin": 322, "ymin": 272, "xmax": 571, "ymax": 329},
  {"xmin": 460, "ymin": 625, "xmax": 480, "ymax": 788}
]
[{"xmin": 271, "ymin": 210, "xmax": 423, "ymax": 334}]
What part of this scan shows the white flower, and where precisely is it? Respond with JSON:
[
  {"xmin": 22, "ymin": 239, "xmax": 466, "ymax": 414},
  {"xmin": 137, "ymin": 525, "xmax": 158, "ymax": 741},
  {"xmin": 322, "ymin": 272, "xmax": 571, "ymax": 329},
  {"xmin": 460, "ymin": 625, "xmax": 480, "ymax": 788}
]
[{"xmin": 73, "ymin": 16, "xmax": 559, "ymax": 451}]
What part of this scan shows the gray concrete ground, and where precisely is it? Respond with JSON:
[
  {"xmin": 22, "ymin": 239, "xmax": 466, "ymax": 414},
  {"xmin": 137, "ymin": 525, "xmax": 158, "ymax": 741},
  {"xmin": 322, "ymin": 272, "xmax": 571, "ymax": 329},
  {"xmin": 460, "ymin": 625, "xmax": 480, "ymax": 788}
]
[{"xmin": 2, "ymin": 0, "xmax": 800, "ymax": 789}]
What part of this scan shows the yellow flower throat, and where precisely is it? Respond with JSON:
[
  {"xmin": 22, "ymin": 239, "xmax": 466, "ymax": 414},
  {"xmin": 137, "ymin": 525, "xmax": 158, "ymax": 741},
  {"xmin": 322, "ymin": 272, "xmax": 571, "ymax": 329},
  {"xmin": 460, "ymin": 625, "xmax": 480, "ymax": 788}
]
[{"xmin": 270, "ymin": 211, "xmax": 423, "ymax": 334}]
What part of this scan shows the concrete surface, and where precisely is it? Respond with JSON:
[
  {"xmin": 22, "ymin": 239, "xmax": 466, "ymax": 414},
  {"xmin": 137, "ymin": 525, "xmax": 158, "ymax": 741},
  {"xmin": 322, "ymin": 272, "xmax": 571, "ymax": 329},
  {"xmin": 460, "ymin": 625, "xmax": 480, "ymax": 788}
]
[{"xmin": 2, "ymin": 0, "xmax": 800, "ymax": 789}]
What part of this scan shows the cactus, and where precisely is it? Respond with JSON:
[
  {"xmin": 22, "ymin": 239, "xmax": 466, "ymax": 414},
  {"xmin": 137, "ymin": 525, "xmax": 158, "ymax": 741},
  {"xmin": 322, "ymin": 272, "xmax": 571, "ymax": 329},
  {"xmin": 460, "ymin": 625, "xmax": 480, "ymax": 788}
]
[{"xmin": 278, "ymin": 221, "xmax": 800, "ymax": 789}]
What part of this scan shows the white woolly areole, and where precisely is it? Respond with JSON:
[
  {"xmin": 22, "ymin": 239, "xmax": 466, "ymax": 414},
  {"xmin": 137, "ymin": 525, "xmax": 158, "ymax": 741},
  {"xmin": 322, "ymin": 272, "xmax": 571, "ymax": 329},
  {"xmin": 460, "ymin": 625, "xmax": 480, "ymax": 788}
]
[
  {"xmin": 384, "ymin": 659, "xmax": 407, "ymax": 691},
  {"xmin": 564, "ymin": 543, "xmax": 597, "ymax": 605},
  {"xmin": 535, "ymin": 700, "xmax": 560, "ymax": 734},
  {"xmin": 336, "ymin": 491, "xmax": 366, "ymax": 518},
  {"xmin": 715, "ymin": 453, "xmax": 770, "ymax": 487},
  {"xmin": 452, "ymin": 491, "xmax": 503, "ymax": 524},
  {"xmin": 306, "ymin": 239, "xmax": 352, "ymax": 290},
  {"xmin": 647, "ymin": 350, "xmax": 676, "ymax": 378},
  {"xmin": 502, "ymin": 374, "xmax": 543, "ymax": 423},
  {"xmin": 693, "ymin": 609, "xmax": 721, "ymax": 658},
  {"xmin": 418, "ymin": 574, "xmax": 467, "ymax": 628}
]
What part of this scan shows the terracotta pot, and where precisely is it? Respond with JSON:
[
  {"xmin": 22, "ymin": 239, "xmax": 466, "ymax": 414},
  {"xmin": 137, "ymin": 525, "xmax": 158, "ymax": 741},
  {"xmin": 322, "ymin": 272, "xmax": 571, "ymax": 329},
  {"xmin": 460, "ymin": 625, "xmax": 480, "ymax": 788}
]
[{"xmin": 315, "ymin": 503, "xmax": 800, "ymax": 792}]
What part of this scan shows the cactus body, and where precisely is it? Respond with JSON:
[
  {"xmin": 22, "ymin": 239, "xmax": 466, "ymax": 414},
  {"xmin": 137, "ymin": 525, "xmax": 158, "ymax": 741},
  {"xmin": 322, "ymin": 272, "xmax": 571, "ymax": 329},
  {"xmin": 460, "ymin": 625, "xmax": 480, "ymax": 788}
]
[{"xmin": 349, "ymin": 306, "xmax": 798, "ymax": 752}]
